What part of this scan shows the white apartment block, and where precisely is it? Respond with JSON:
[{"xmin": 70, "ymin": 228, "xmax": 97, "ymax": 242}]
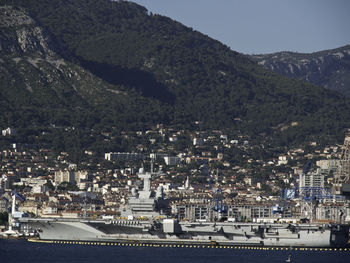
[
  {"xmin": 299, "ymin": 170, "xmax": 324, "ymax": 188},
  {"xmin": 164, "ymin": 156, "xmax": 181, "ymax": 165},
  {"xmin": 105, "ymin": 152, "xmax": 144, "ymax": 161},
  {"xmin": 316, "ymin": 159, "xmax": 339, "ymax": 174}
]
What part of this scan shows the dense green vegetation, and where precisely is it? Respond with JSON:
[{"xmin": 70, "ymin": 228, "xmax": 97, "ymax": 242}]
[
  {"xmin": 0, "ymin": 211, "xmax": 8, "ymax": 225},
  {"xmin": 1, "ymin": 0, "xmax": 350, "ymax": 155},
  {"xmin": 57, "ymin": 182, "xmax": 79, "ymax": 191}
]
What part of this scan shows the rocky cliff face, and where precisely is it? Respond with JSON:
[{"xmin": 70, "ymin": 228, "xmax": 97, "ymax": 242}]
[
  {"xmin": 0, "ymin": 6, "xmax": 122, "ymax": 107},
  {"xmin": 250, "ymin": 45, "xmax": 350, "ymax": 96},
  {"xmin": 0, "ymin": 6, "xmax": 54, "ymax": 55}
]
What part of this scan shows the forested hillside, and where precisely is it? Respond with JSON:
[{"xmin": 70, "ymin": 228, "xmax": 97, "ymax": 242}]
[
  {"xmin": 0, "ymin": 3, "xmax": 170, "ymax": 130},
  {"xmin": 1, "ymin": 0, "xmax": 350, "ymax": 149}
]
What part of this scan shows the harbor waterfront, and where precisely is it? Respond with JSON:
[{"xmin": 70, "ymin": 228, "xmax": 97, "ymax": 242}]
[
  {"xmin": 14, "ymin": 168, "xmax": 350, "ymax": 248},
  {"xmin": 3, "ymin": 131, "xmax": 350, "ymax": 249},
  {"xmin": 2, "ymin": 2, "xmax": 350, "ymax": 262},
  {"xmin": 1, "ymin": 238, "xmax": 350, "ymax": 263}
]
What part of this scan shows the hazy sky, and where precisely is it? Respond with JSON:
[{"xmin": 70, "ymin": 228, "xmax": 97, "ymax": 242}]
[{"xmin": 131, "ymin": 0, "xmax": 350, "ymax": 54}]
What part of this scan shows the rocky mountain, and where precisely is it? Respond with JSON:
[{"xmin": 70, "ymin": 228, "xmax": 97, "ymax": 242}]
[
  {"xmin": 1, "ymin": 0, "xmax": 350, "ymax": 148},
  {"xmin": 251, "ymin": 45, "xmax": 350, "ymax": 96},
  {"xmin": 0, "ymin": 6, "xmax": 109, "ymax": 111},
  {"xmin": 0, "ymin": 5, "xmax": 167, "ymax": 129}
]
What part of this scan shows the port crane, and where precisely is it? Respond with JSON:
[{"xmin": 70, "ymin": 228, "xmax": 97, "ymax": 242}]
[
  {"xmin": 273, "ymin": 161, "xmax": 334, "ymax": 216},
  {"xmin": 272, "ymin": 162, "xmax": 311, "ymax": 215},
  {"xmin": 213, "ymin": 188, "xmax": 227, "ymax": 214},
  {"xmin": 201, "ymin": 164, "xmax": 227, "ymax": 215}
]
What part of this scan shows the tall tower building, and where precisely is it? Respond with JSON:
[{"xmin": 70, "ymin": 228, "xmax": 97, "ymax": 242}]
[{"xmin": 334, "ymin": 129, "xmax": 350, "ymax": 197}]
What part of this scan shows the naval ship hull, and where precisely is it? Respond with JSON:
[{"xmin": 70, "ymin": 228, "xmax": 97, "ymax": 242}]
[{"xmin": 19, "ymin": 218, "xmax": 350, "ymax": 247}]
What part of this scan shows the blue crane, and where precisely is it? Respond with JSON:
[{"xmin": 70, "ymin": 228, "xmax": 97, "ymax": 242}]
[
  {"xmin": 272, "ymin": 162, "xmax": 311, "ymax": 214},
  {"xmin": 302, "ymin": 161, "xmax": 312, "ymax": 177},
  {"xmin": 213, "ymin": 188, "xmax": 227, "ymax": 213},
  {"xmin": 201, "ymin": 163, "xmax": 227, "ymax": 214},
  {"xmin": 12, "ymin": 190, "xmax": 26, "ymax": 202},
  {"xmin": 278, "ymin": 161, "xmax": 338, "ymax": 205}
]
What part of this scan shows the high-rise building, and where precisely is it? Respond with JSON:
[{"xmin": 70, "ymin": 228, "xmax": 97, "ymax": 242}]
[
  {"xmin": 54, "ymin": 171, "xmax": 75, "ymax": 184},
  {"xmin": 334, "ymin": 129, "xmax": 350, "ymax": 197},
  {"xmin": 299, "ymin": 170, "xmax": 324, "ymax": 188}
]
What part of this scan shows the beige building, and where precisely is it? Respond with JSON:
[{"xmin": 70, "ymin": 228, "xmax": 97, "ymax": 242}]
[
  {"xmin": 54, "ymin": 171, "xmax": 75, "ymax": 184},
  {"xmin": 54, "ymin": 170, "xmax": 92, "ymax": 185}
]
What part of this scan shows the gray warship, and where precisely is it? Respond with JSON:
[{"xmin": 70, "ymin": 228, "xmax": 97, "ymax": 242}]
[{"xmin": 18, "ymin": 168, "xmax": 350, "ymax": 247}]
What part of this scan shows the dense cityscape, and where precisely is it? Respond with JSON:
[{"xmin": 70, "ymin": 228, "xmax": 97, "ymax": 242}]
[
  {"xmin": 1, "ymin": 123, "xmax": 349, "ymax": 230},
  {"xmin": 1, "ymin": 1, "xmax": 350, "ymax": 263}
]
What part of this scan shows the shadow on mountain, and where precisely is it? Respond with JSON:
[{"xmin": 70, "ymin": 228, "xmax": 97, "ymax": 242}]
[{"xmin": 79, "ymin": 59, "xmax": 176, "ymax": 104}]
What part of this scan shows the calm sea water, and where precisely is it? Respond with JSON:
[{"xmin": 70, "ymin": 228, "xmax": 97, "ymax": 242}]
[{"xmin": 1, "ymin": 239, "xmax": 350, "ymax": 263}]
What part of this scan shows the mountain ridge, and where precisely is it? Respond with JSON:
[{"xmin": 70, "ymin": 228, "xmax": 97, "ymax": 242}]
[
  {"xmin": 1, "ymin": 0, "xmax": 350, "ymax": 148},
  {"xmin": 250, "ymin": 45, "xmax": 350, "ymax": 96}
]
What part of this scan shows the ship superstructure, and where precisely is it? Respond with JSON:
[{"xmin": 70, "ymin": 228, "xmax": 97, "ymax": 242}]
[{"xmin": 120, "ymin": 167, "xmax": 168, "ymax": 218}]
